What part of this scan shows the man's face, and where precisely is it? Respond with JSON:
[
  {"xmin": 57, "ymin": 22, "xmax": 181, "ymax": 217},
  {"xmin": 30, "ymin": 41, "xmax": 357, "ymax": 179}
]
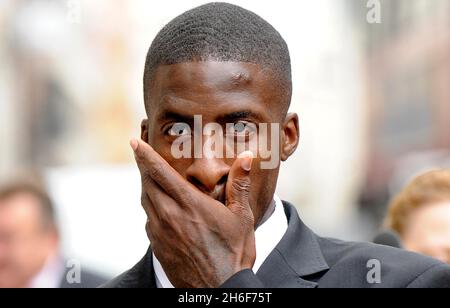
[
  {"xmin": 141, "ymin": 62, "xmax": 299, "ymax": 225},
  {"xmin": 403, "ymin": 201, "xmax": 450, "ymax": 265},
  {"xmin": 0, "ymin": 194, "xmax": 57, "ymax": 288}
]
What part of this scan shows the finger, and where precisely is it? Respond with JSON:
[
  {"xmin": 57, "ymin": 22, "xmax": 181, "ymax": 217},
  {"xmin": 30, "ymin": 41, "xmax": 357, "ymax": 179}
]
[
  {"xmin": 130, "ymin": 139, "xmax": 199, "ymax": 205},
  {"xmin": 135, "ymin": 147, "xmax": 173, "ymax": 227},
  {"xmin": 131, "ymin": 140, "xmax": 162, "ymax": 190},
  {"xmin": 226, "ymin": 151, "xmax": 254, "ymax": 216},
  {"xmin": 141, "ymin": 188, "xmax": 159, "ymax": 221},
  {"xmin": 142, "ymin": 191, "xmax": 160, "ymax": 244},
  {"xmin": 145, "ymin": 218, "xmax": 155, "ymax": 242},
  {"xmin": 146, "ymin": 217, "xmax": 160, "ymax": 253},
  {"xmin": 140, "ymin": 174, "xmax": 183, "ymax": 226}
]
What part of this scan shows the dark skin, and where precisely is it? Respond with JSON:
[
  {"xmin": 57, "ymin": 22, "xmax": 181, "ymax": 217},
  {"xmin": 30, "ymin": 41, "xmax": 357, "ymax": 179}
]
[{"xmin": 132, "ymin": 61, "xmax": 299, "ymax": 288}]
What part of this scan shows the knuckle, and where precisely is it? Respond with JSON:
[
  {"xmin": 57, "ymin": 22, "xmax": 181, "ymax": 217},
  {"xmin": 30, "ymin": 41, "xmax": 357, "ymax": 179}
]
[
  {"xmin": 135, "ymin": 154, "xmax": 145, "ymax": 168},
  {"xmin": 232, "ymin": 177, "xmax": 251, "ymax": 193},
  {"xmin": 231, "ymin": 202, "xmax": 250, "ymax": 215},
  {"xmin": 149, "ymin": 163, "xmax": 164, "ymax": 181},
  {"xmin": 145, "ymin": 221, "xmax": 157, "ymax": 243},
  {"xmin": 142, "ymin": 170, "xmax": 153, "ymax": 186},
  {"xmin": 179, "ymin": 187, "xmax": 195, "ymax": 205},
  {"xmin": 140, "ymin": 192, "xmax": 148, "ymax": 205},
  {"xmin": 159, "ymin": 207, "xmax": 176, "ymax": 226},
  {"xmin": 141, "ymin": 194, "xmax": 149, "ymax": 212},
  {"xmin": 236, "ymin": 208, "xmax": 254, "ymax": 226},
  {"xmin": 241, "ymin": 211, "xmax": 255, "ymax": 225},
  {"xmin": 166, "ymin": 184, "xmax": 194, "ymax": 207}
]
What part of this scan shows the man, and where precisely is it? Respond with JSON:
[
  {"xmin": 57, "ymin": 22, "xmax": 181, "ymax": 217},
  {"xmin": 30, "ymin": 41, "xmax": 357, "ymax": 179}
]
[
  {"xmin": 0, "ymin": 181, "xmax": 108, "ymax": 288},
  {"xmin": 384, "ymin": 169, "xmax": 450, "ymax": 265},
  {"xmin": 104, "ymin": 2, "xmax": 450, "ymax": 288}
]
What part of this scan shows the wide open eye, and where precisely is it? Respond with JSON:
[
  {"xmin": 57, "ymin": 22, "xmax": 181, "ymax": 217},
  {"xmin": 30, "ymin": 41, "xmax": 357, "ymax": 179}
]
[
  {"xmin": 167, "ymin": 123, "xmax": 191, "ymax": 137},
  {"xmin": 227, "ymin": 121, "xmax": 257, "ymax": 138}
]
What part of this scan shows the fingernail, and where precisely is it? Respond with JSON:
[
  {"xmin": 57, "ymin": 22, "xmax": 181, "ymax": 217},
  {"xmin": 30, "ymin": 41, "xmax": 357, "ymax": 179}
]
[
  {"xmin": 130, "ymin": 139, "xmax": 139, "ymax": 152},
  {"xmin": 239, "ymin": 151, "xmax": 253, "ymax": 172}
]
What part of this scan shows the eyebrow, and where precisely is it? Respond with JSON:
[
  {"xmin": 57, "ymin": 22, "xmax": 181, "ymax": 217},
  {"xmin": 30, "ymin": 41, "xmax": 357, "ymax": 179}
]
[
  {"xmin": 158, "ymin": 111, "xmax": 195, "ymax": 124},
  {"xmin": 157, "ymin": 110, "xmax": 264, "ymax": 124},
  {"xmin": 218, "ymin": 110, "xmax": 263, "ymax": 123}
]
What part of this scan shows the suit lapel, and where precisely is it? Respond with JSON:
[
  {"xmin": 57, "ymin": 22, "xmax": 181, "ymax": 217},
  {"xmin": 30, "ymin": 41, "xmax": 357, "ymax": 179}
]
[
  {"xmin": 118, "ymin": 246, "xmax": 156, "ymax": 288},
  {"xmin": 256, "ymin": 202, "xmax": 329, "ymax": 288}
]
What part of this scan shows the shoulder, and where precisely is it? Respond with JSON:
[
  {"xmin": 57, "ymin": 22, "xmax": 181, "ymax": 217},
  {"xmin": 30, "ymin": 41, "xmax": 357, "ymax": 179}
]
[
  {"xmin": 100, "ymin": 248, "xmax": 155, "ymax": 288},
  {"xmin": 99, "ymin": 271, "xmax": 130, "ymax": 288},
  {"xmin": 316, "ymin": 237, "xmax": 450, "ymax": 288},
  {"xmin": 60, "ymin": 268, "xmax": 110, "ymax": 288}
]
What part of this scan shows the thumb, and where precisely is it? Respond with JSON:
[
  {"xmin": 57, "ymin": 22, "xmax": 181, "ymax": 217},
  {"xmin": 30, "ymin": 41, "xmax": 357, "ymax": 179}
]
[{"xmin": 226, "ymin": 151, "xmax": 254, "ymax": 215}]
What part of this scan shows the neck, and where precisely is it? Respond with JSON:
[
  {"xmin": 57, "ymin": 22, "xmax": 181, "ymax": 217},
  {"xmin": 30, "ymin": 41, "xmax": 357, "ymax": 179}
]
[{"xmin": 256, "ymin": 198, "xmax": 276, "ymax": 229}]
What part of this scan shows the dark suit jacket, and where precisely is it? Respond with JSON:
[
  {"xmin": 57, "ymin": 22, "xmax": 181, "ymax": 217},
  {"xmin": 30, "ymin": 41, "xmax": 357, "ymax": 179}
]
[
  {"xmin": 59, "ymin": 268, "xmax": 109, "ymax": 288},
  {"xmin": 102, "ymin": 202, "xmax": 450, "ymax": 288}
]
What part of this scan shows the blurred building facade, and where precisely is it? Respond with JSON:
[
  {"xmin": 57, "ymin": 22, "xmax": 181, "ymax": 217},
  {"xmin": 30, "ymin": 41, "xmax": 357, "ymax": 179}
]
[{"xmin": 353, "ymin": 0, "xmax": 450, "ymax": 222}]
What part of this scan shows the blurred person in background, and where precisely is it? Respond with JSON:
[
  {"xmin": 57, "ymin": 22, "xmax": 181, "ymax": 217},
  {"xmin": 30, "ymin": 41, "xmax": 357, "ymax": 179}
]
[
  {"xmin": 0, "ymin": 180, "xmax": 108, "ymax": 288},
  {"xmin": 384, "ymin": 170, "xmax": 450, "ymax": 265}
]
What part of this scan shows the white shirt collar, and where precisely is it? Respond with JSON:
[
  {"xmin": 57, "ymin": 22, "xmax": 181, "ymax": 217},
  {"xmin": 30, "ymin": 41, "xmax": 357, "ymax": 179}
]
[
  {"xmin": 153, "ymin": 195, "xmax": 288, "ymax": 288},
  {"xmin": 28, "ymin": 253, "xmax": 65, "ymax": 288}
]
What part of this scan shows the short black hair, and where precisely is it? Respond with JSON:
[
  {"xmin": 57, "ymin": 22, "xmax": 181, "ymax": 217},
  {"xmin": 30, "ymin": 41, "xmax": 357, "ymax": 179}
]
[{"xmin": 143, "ymin": 2, "xmax": 292, "ymax": 113}]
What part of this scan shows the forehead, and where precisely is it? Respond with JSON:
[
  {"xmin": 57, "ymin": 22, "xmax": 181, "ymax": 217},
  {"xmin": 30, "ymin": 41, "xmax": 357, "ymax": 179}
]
[
  {"xmin": 408, "ymin": 202, "xmax": 450, "ymax": 236},
  {"xmin": 147, "ymin": 62, "xmax": 282, "ymax": 122},
  {"xmin": 0, "ymin": 194, "xmax": 42, "ymax": 229}
]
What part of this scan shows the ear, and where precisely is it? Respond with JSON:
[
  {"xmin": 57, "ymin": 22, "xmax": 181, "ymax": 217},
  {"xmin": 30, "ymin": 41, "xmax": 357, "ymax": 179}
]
[
  {"xmin": 280, "ymin": 113, "xmax": 300, "ymax": 161},
  {"xmin": 141, "ymin": 119, "xmax": 149, "ymax": 143}
]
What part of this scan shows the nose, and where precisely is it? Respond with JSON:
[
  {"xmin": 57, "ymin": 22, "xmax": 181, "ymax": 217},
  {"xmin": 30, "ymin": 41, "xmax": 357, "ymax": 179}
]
[{"xmin": 186, "ymin": 156, "xmax": 230, "ymax": 194}]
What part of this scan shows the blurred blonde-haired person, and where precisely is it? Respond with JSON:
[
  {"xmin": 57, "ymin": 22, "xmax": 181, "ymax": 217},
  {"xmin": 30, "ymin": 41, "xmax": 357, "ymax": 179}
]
[{"xmin": 385, "ymin": 169, "xmax": 450, "ymax": 265}]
